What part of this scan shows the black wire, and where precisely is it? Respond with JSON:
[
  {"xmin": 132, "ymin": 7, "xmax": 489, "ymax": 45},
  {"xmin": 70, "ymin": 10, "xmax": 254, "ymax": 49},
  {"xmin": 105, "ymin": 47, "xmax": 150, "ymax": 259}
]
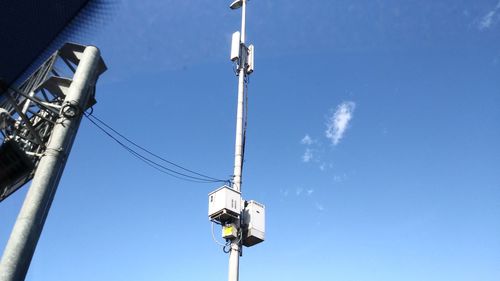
[
  {"xmin": 86, "ymin": 113, "xmax": 226, "ymax": 182},
  {"xmin": 241, "ymin": 76, "xmax": 249, "ymax": 171},
  {"xmin": 85, "ymin": 115, "xmax": 223, "ymax": 183},
  {"xmin": 85, "ymin": 114, "xmax": 216, "ymax": 183},
  {"xmin": 223, "ymin": 241, "xmax": 232, "ymax": 253},
  {"xmin": 84, "ymin": 113, "xmax": 227, "ymax": 184}
]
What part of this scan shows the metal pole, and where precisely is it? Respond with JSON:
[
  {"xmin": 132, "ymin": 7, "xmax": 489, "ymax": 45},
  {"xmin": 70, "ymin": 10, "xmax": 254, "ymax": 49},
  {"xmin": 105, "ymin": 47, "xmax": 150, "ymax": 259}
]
[
  {"xmin": 232, "ymin": 0, "xmax": 246, "ymax": 193},
  {"xmin": 229, "ymin": 1, "xmax": 247, "ymax": 281},
  {"xmin": 0, "ymin": 46, "xmax": 102, "ymax": 281}
]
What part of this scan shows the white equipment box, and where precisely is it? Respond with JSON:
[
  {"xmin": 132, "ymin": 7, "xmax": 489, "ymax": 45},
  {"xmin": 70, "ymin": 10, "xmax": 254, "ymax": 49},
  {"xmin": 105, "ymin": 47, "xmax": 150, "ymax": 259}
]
[
  {"xmin": 208, "ymin": 186, "xmax": 241, "ymax": 223},
  {"xmin": 242, "ymin": 200, "xmax": 265, "ymax": 247}
]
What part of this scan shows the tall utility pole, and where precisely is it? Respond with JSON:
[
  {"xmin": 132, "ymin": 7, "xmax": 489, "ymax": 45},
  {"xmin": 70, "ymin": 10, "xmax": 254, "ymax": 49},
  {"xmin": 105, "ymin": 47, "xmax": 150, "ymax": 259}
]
[
  {"xmin": 229, "ymin": 0, "xmax": 249, "ymax": 281},
  {"xmin": 208, "ymin": 2, "xmax": 262, "ymax": 281},
  {"xmin": 0, "ymin": 45, "xmax": 106, "ymax": 281}
]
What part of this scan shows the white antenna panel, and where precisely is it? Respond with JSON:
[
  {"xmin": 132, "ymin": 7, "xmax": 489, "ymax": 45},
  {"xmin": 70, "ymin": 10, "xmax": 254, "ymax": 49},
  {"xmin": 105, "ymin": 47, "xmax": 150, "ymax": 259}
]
[
  {"xmin": 230, "ymin": 31, "xmax": 241, "ymax": 62},
  {"xmin": 247, "ymin": 45, "xmax": 254, "ymax": 74}
]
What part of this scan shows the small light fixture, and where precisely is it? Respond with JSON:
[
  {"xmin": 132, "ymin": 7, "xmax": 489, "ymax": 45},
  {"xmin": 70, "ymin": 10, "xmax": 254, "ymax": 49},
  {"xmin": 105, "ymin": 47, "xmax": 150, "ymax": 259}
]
[{"xmin": 230, "ymin": 0, "xmax": 243, "ymax": 10}]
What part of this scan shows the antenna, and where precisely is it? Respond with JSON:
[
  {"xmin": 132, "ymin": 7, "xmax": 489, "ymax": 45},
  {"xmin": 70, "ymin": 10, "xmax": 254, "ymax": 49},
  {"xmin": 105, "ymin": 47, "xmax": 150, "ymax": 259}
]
[{"xmin": 231, "ymin": 31, "xmax": 241, "ymax": 62}]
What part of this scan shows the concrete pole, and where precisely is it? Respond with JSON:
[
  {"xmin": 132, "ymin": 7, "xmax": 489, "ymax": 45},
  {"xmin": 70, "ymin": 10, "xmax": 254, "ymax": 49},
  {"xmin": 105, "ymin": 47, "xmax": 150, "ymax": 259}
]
[
  {"xmin": 229, "ymin": 1, "xmax": 247, "ymax": 281},
  {"xmin": 0, "ymin": 46, "xmax": 102, "ymax": 281}
]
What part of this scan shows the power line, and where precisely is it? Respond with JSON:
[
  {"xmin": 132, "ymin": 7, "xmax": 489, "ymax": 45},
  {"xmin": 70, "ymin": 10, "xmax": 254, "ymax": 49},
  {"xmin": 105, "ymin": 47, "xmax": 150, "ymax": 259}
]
[
  {"xmin": 84, "ymin": 113, "xmax": 227, "ymax": 183},
  {"xmin": 83, "ymin": 112, "xmax": 229, "ymax": 184},
  {"xmin": 89, "ymin": 113, "xmax": 225, "ymax": 181}
]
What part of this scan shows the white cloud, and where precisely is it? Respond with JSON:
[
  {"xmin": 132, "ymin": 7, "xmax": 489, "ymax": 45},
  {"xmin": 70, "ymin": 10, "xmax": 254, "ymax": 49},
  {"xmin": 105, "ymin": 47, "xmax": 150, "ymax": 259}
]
[
  {"xmin": 319, "ymin": 163, "xmax": 326, "ymax": 171},
  {"xmin": 325, "ymin": 101, "xmax": 356, "ymax": 145},
  {"xmin": 296, "ymin": 188, "xmax": 303, "ymax": 196},
  {"xmin": 301, "ymin": 135, "xmax": 317, "ymax": 163},
  {"xmin": 302, "ymin": 148, "xmax": 313, "ymax": 163},
  {"xmin": 280, "ymin": 189, "xmax": 289, "ymax": 197},
  {"xmin": 480, "ymin": 11, "xmax": 496, "ymax": 29},
  {"xmin": 315, "ymin": 203, "xmax": 325, "ymax": 211},
  {"xmin": 478, "ymin": 1, "xmax": 500, "ymax": 30},
  {"xmin": 300, "ymin": 134, "xmax": 318, "ymax": 163},
  {"xmin": 333, "ymin": 173, "xmax": 349, "ymax": 183},
  {"xmin": 307, "ymin": 189, "xmax": 314, "ymax": 196},
  {"xmin": 301, "ymin": 134, "xmax": 314, "ymax": 145}
]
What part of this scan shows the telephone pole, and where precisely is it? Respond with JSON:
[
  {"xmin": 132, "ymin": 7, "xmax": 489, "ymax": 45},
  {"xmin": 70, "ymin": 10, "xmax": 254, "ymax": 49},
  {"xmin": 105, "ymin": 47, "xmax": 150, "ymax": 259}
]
[
  {"xmin": 229, "ymin": 1, "xmax": 249, "ymax": 281},
  {"xmin": 208, "ymin": 2, "xmax": 263, "ymax": 281}
]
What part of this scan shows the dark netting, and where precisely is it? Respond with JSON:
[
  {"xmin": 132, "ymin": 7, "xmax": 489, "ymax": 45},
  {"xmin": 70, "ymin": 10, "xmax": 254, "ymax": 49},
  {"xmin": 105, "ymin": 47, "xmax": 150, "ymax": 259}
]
[{"xmin": 0, "ymin": 0, "xmax": 115, "ymax": 98}]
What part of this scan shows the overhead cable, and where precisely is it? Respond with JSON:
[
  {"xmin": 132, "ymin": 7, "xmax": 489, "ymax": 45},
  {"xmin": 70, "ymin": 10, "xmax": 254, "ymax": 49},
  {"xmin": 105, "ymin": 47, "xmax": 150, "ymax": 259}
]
[
  {"xmin": 84, "ymin": 112, "xmax": 229, "ymax": 184},
  {"xmin": 89, "ymin": 113, "xmax": 224, "ymax": 181}
]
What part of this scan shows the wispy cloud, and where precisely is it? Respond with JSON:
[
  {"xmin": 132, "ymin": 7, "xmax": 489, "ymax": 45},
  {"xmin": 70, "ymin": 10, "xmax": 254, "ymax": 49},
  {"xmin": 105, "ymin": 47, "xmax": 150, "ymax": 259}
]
[
  {"xmin": 333, "ymin": 173, "xmax": 349, "ymax": 183},
  {"xmin": 319, "ymin": 162, "xmax": 334, "ymax": 171},
  {"xmin": 296, "ymin": 188, "xmax": 303, "ymax": 196},
  {"xmin": 319, "ymin": 163, "xmax": 326, "ymax": 171},
  {"xmin": 302, "ymin": 148, "xmax": 314, "ymax": 163},
  {"xmin": 281, "ymin": 187, "xmax": 314, "ymax": 200},
  {"xmin": 315, "ymin": 203, "xmax": 325, "ymax": 212},
  {"xmin": 478, "ymin": 0, "xmax": 500, "ymax": 30},
  {"xmin": 325, "ymin": 101, "xmax": 356, "ymax": 145},
  {"xmin": 301, "ymin": 134, "xmax": 314, "ymax": 145},
  {"xmin": 279, "ymin": 187, "xmax": 323, "ymax": 212},
  {"xmin": 280, "ymin": 189, "xmax": 289, "ymax": 197},
  {"xmin": 300, "ymin": 134, "xmax": 317, "ymax": 163}
]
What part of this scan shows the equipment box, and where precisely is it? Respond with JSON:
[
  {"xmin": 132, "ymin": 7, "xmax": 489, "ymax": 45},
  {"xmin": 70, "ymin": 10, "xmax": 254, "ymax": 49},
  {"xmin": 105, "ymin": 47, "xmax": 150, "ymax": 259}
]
[
  {"xmin": 208, "ymin": 185, "xmax": 241, "ymax": 223},
  {"xmin": 242, "ymin": 200, "xmax": 265, "ymax": 247}
]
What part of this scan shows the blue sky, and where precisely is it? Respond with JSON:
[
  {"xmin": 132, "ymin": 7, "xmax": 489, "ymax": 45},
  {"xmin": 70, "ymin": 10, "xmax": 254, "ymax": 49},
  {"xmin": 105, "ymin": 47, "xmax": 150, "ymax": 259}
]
[{"xmin": 1, "ymin": 0, "xmax": 500, "ymax": 280}]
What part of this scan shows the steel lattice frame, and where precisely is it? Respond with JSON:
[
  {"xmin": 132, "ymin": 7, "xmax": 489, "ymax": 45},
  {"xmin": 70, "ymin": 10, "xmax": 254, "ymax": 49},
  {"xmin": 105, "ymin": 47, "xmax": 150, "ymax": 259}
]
[{"xmin": 0, "ymin": 43, "xmax": 105, "ymax": 201}]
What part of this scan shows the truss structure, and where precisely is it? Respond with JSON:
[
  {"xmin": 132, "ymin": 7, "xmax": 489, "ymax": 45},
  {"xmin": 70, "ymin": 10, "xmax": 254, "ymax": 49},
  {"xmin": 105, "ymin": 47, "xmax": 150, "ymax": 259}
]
[{"xmin": 0, "ymin": 43, "xmax": 106, "ymax": 201}]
